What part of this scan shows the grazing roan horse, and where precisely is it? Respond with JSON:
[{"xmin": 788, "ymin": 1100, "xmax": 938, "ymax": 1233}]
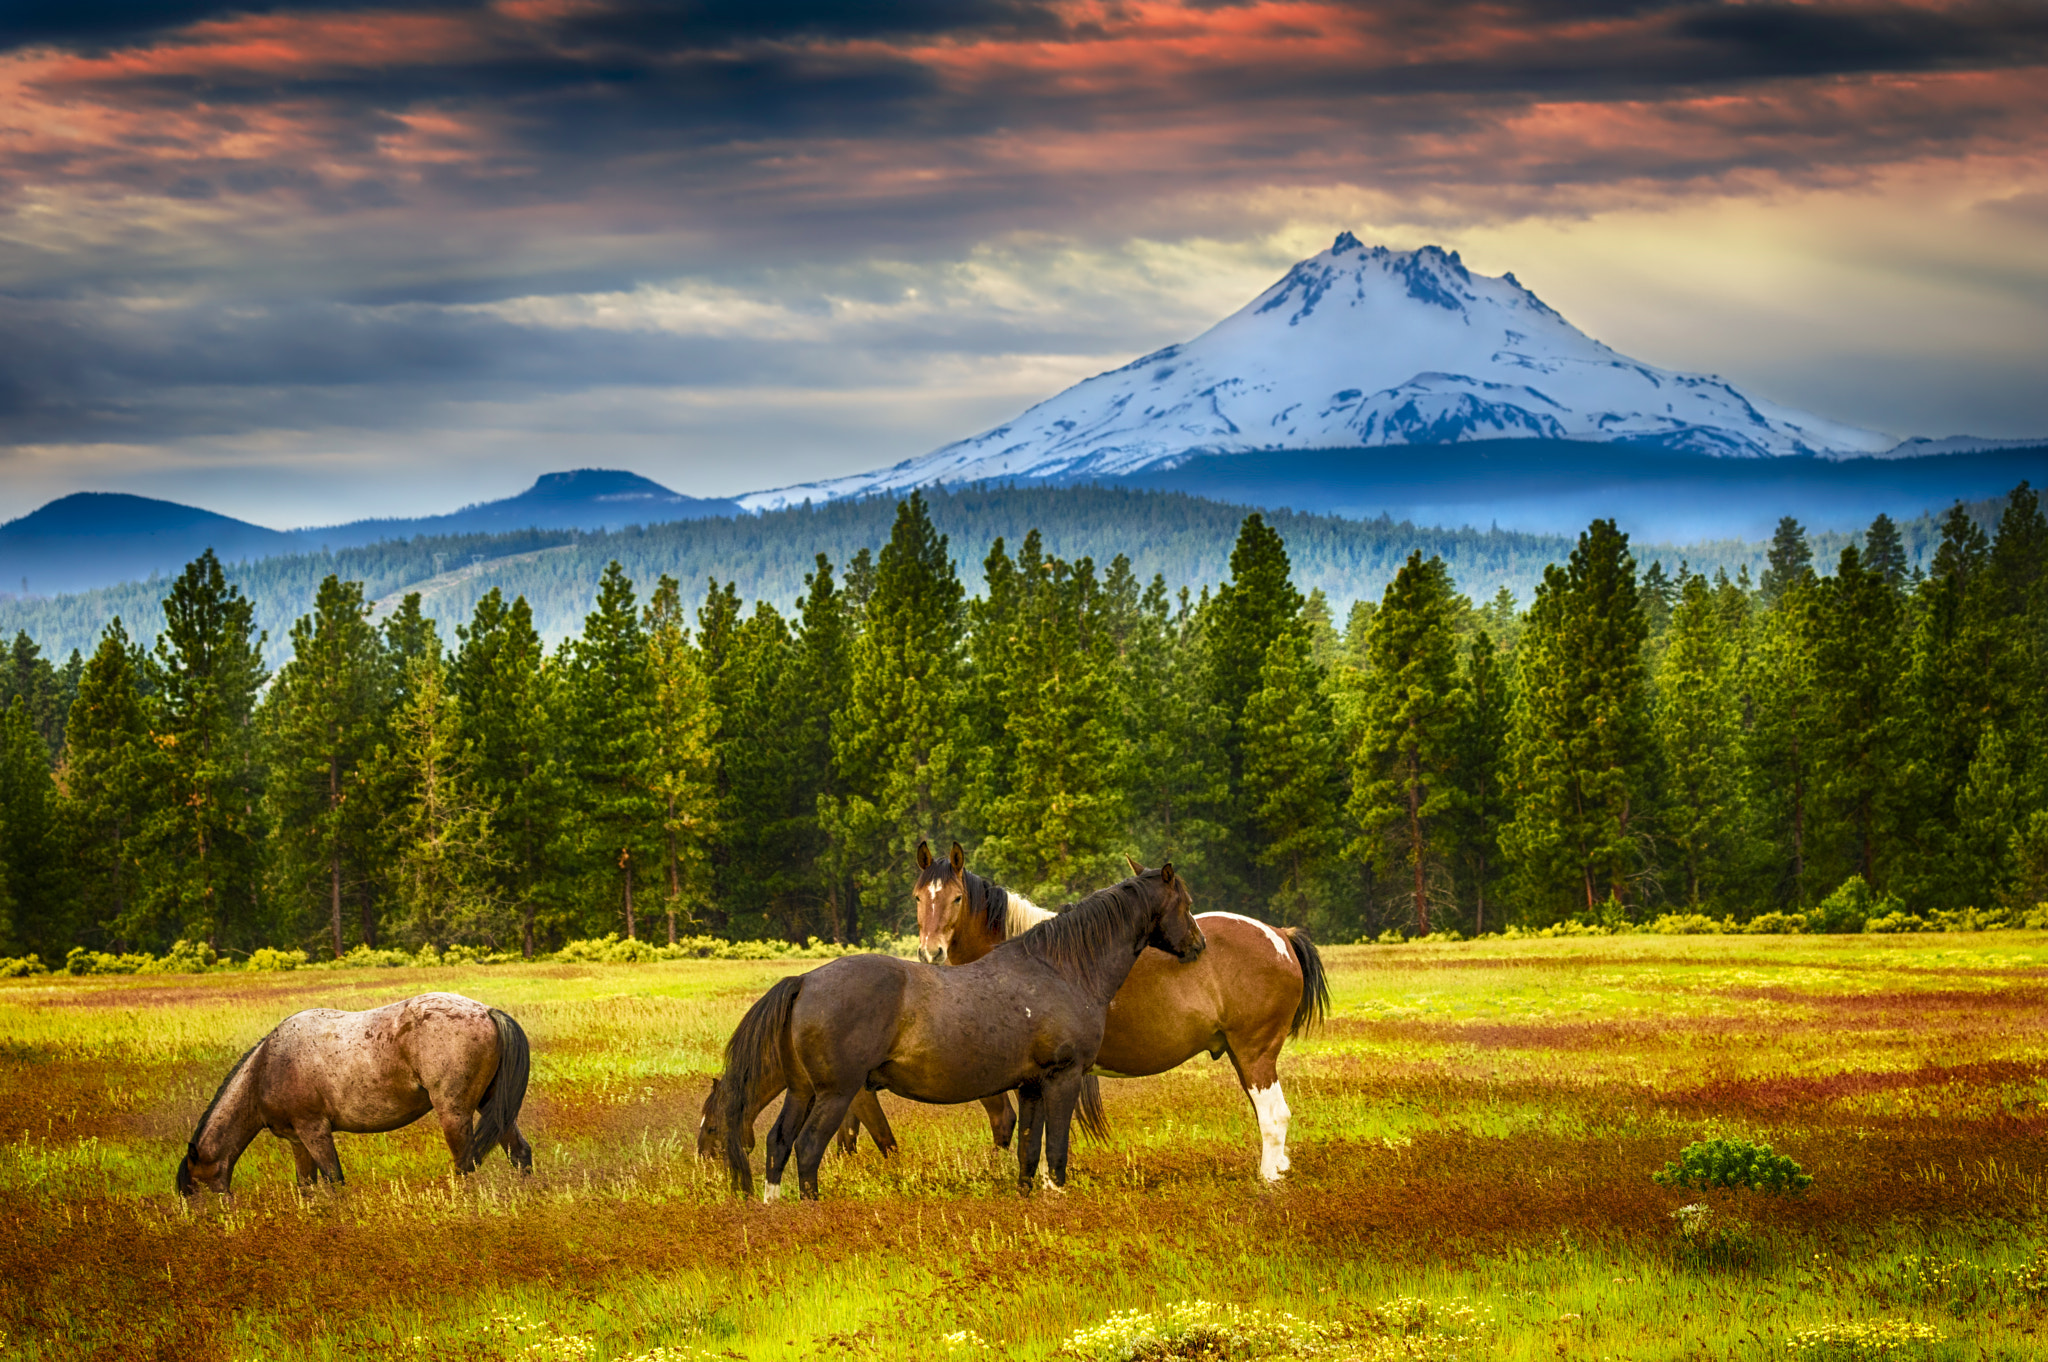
[
  {"xmin": 916, "ymin": 841, "xmax": 1329, "ymax": 1183},
  {"xmin": 176, "ymin": 992, "xmax": 532, "ymax": 1197},
  {"xmin": 718, "ymin": 862, "xmax": 1204, "ymax": 1201}
]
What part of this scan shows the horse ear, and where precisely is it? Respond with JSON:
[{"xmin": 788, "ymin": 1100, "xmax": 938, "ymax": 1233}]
[
  {"xmin": 1125, "ymin": 853, "xmax": 1143, "ymax": 877},
  {"xmin": 1160, "ymin": 862, "xmax": 1176, "ymax": 886},
  {"xmin": 950, "ymin": 842, "xmax": 965, "ymax": 873},
  {"xmin": 917, "ymin": 840, "xmax": 932, "ymax": 870}
]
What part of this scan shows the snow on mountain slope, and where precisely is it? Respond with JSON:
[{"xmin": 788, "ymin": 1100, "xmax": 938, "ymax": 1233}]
[{"xmin": 738, "ymin": 233, "xmax": 1896, "ymax": 511}]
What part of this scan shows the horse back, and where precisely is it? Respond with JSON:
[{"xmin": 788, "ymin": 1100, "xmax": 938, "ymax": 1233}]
[{"xmin": 264, "ymin": 994, "xmax": 491, "ymax": 1133}]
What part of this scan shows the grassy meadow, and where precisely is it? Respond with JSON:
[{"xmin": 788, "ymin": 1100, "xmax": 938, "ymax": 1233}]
[{"xmin": 2, "ymin": 935, "xmax": 2046, "ymax": 1361}]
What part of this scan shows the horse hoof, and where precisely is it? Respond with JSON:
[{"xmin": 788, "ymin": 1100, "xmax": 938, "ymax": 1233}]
[{"xmin": 762, "ymin": 1183, "xmax": 781, "ymax": 1204}]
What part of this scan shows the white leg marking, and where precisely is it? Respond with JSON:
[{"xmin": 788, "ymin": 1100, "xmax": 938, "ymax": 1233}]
[
  {"xmin": 762, "ymin": 1182, "xmax": 781, "ymax": 1204},
  {"xmin": 1249, "ymin": 1083, "xmax": 1292, "ymax": 1181},
  {"xmin": 1202, "ymin": 912, "xmax": 1292, "ymax": 961}
]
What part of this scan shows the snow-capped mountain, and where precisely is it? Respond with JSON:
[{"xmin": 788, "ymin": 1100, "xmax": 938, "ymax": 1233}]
[{"xmin": 739, "ymin": 233, "xmax": 1898, "ymax": 511}]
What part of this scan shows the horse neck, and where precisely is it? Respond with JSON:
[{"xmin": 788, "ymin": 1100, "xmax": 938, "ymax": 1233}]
[
  {"xmin": 192, "ymin": 1054, "xmax": 266, "ymax": 1169},
  {"xmin": 1042, "ymin": 882, "xmax": 1165, "ymax": 1008}
]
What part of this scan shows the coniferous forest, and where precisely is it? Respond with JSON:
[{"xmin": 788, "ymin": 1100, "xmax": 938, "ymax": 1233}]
[{"xmin": 1, "ymin": 484, "xmax": 2044, "ymax": 963}]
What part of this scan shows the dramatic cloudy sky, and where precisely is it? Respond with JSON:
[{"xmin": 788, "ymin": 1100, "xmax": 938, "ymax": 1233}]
[{"xmin": 2, "ymin": 0, "xmax": 2045, "ymax": 526}]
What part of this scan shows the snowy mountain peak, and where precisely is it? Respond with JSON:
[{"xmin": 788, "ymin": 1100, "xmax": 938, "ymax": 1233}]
[{"xmin": 738, "ymin": 235, "xmax": 1899, "ymax": 512}]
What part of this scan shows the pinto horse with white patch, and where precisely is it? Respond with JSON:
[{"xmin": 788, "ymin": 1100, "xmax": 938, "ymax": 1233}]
[
  {"xmin": 176, "ymin": 992, "xmax": 532, "ymax": 1198},
  {"xmin": 915, "ymin": 841, "xmax": 1328, "ymax": 1182}
]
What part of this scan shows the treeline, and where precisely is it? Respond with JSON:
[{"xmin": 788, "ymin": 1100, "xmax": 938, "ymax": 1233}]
[
  {"xmin": 1, "ymin": 485, "xmax": 2042, "ymax": 961},
  {"xmin": 0, "ymin": 483, "xmax": 1975, "ymax": 663}
]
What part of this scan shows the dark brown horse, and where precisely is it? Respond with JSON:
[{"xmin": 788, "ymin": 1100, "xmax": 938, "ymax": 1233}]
[
  {"xmin": 176, "ymin": 992, "xmax": 532, "ymax": 1197},
  {"xmin": 916, "ymin": 842, "xmax": 1329, "ymax": 1182},
  {"xmin": 718, "ymin": 862, "xmax": 1204, "ymax": 1200}
]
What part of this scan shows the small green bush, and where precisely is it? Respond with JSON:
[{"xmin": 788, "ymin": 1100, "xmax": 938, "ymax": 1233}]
[
  {"xmin": 1811, "ymin": 876, "xmax": 1903, "ymax": 934},
  {"xmin": 64, "ymin": 947, "xmax": 153, "ymax": 975},
  {"xmin": 0, "ymin": 954, "xmax": 47, "ymax": 978},
  {"xmin": 1744, "ymin": 911, "xmax": 1808, "ymax": 935},
  {"xmin": 1648, "ymin": 912, "xmax": 1727, "ymax": 935},
  {"xmin": 1652, "ymin": 1138, "xmax": 1812, "ymax": 1194},
  {"xmin": 138, "ymin": 940, "xmax": 219, "ymax": 973},
  {"xmin": 246, "ymin": 947, "xmax": 308, "ymax": 972},
  {"xmin": 1864, "ymin": 911, "xmax": 1929, "ymax": 934}
]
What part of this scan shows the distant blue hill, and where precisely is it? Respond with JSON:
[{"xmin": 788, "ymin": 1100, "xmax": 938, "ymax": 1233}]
[
  {"xmin": 1, "ymin": 469, "xmax": 742, "ymax": 596},
  {"xmin": 1109, "ymin": 441, "xmax": 2048, "ymax": 543}
]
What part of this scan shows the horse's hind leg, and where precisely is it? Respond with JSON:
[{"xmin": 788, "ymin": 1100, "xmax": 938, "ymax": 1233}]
[
  {"xmin": 792, "ymin": 1089, "xmax": 859, "ymax": 1200},
  {"xmin": 1226, "ymin": 1041, "xmax": 1292, "ymax": 1183},
  {"xmin": 1014, "ymin": 1085, "xmax": 1045, "ymax": 1195},
  {"xmin": 437, "ymin": 1104, "xmax": 485, "ymax": 1174},
  {"xmin": 762, "ymin": 1090, "xmax": 811, "ymax": 1203},
  {"xmin": 1038, "ymin": 1075, "xmax": 1084, "ymax": 1192},
  {"xmin": 286, "ymin": 1136, "xmax": 322, "ymax": 1188},
  {"xmin": 503, "ymin": 1122, "xmax": 534, "ymax": 1174}
]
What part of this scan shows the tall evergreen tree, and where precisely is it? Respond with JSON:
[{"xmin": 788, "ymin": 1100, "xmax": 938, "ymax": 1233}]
[
  {"xmin": 981, "ymin": 549, "xmax": 1126, "ymax": 900},
  {"xmin": 1746, "ymin": 579, "xmax": 1821, "ymax": 905},
  {"xmin": 1348, "ymin": 553, "xmax": 1467, "ymax": 934},
  {"xmin": 1243, "ymin": 626, "xmax": 1341, "ymax": 921},
  {"xmin": 1656, "ymin": 574, "xmax": 1746, "ymax": 909},
  {"xmin": 0, "ymin": 700, "xmax": 65, "ymax": 956},
  {"xmin": 1863, "ymin": 513, "xmax": 1908, "ymax": 590},
  {"xmin": 789, "ymin": 555, "xmax": 859, "ymax": 941},
  {"xmin": 451, "ymin": 590, "xmax": 565, "ymax": 956},
  {"xmin": 825, "ymin": 493, "xmax": 964, "ymax": 931},
  {"xmin": 1122, "ymin": 579, "xmax": 1231, "ymax": 880},
  {"xmin": 642, "ymin": 576, "xmax": 719, "ymax": 945},
  {"xmin": 2, "ymin": 631, "xmax": 67, "ymax": 759},
  {"xmin": 382, "ymin": 656, "xmax": 500, "ymax": 948},
  {"xmin": 567, "ymin": 561, "xmax": 658, "ymax": 938},
  {"xmin": 1760, "ymin": 516, "xmax": 1814, "ymax": 607},
  {"xmin": 1450, "ymin": 629, "xmax": 1511, "ymax": 933},
  {"xmin": 1502, "ymin": 520, "xmax": 1654, "ymax": 919},
  {"xmin": 1208, "ymin": 514, "xmax": 1307, "ymax": 899},
  {"xmin": 264, "ymin": 574, "xmax": 387, "ymax": 958},
  {"xmin": 1808, "ymin": 546, "xmax": 1908, "ymax": 893},
  {"xmin": 60, "ymin": 619, "xmax": 154, "ymax": 950},
  {"xmin": 140, "ymin": 550, "xmax": 268, "ymax": 950}
]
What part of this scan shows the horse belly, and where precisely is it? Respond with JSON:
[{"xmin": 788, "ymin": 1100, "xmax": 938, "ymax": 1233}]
[{"xmin": 1094, "ymin": 951, "xmax": 1225, "ymax": 1077}]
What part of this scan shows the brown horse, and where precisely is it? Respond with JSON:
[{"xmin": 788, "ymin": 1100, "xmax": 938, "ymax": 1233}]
[
  {"xmin": 176, "ymin": 992, "xmax": 532, "ymax": 1197},
  {"xmin": 916, "ymin": 842, "xmax": 1329, "ymax": 1182},
  {"xmin": 719, "ymin": 862, "xmax": 1203, "ymax": 1200}
]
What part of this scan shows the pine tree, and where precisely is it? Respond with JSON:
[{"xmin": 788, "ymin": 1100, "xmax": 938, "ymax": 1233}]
[
  {"xmin": 1760, "ymin": 517, "xmax": 1814, "ymax": 607},
  {"xmin": 1808, "ymin": 546, "xmax": 1908, "ymax": 894},
  {"xmin": 1208, "ymin": 513, "xmax": 1307, "ymax": 899},
  {"xmin": 567, "ymin": 561, "xmax": 658, "ymax": 938},
  {"xmin": 383, "ymin": 656, "xmax": 500, "ymax": 948},
  {"xmin": 789, "ymin": 555, "xmax": 859, "ymax": 942},
  {"xmin": 264, "ymin": 574, "xmax": 387, "ymax": 958},
  {"xmin": 1451, "ymin": 629, "xmax": 1511, "ymax": 933},
  {"xmin": 961, "ymin": 534, "xmax": 1028, "ymax": 842},
  {"xmin": 1864, "ymin": 513, "xmax": 1908, "ymax": 590},
  {"xmin": 1348, "ymin": 553, "xmax": 1467, "ymax": 934},
  {"xmin": 60, "ymin": 619, "xmax": 154, "ymax": 950},
  {"xmin": 2, "ymin": 631, "xmax": 66, "ymax": 759},
  {"xmin": 981, "ymin": 550, "xmax": 1126, "ymax": 900},
  {"xmin": 1502, "ymin": 520, "xmax": 1655, "ymax": 920},
  {"xmin": 140, "ymin": 550, "xmax": 268, "ymax": 950},
  {"xmin": 1746, "ymin": 579, "xmax": 1821, "ymax": 906},
  {"xmin": 1122, "ymin": 579, "xmax": 1231, "ymax": 879},
  {"xmin": 1952, "ymin": 726, "xmax": 2018, "ymax": 908},
  {"xmin": 1243, "ymin": 626, "xmax": 1341, "ymax": 921},
  {"xmin": 824, "ymin": 493, "xmax": 964, "ymax": 931},
  {"xmin": 0, "ymin": 700, "xmax": 65, "ymax": 956},
  {"xmin": 1656, "ymin": 574, "xmax": 1745, "ymax": 909},
  {"xmin": 451, "ymin": 590, "xmax": 565, "ymax": 956},
  {"xmin": 642, "ymin": 576, "xmax": 719, "ymax": 946}
]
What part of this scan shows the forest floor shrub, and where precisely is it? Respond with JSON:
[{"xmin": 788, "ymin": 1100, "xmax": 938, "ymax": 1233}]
[{"xmin": 1, "ymin": 932, "xmax": 2044, "ymax": 1359}]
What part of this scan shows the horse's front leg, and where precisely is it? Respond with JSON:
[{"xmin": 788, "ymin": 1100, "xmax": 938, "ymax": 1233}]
[
  {"xmin": 285, "ymin": 1135, "xmax": 323, "ymax": 1188},
  {"xmin": 793, "ymin": 1090, "xmax": 859, "ymax": 1200},
  {"xmin": 1014, "ymin": 1085, "xmax": 1045, "ymax": 1195},
  {"xmin": 292, "ymin": 1120, "xmax": 345, "ymax": 1185},
  {"xmin": 762, "ymin": 1090, "xmax": 811, "ymax": 1203},
  {"xmin": 979, "ymin": 1093, "xmax": 1017, "ymax": 1148},
  {"xmin": 851, "ymin": 1090, "xmax": 898, "ymax": 1157}
]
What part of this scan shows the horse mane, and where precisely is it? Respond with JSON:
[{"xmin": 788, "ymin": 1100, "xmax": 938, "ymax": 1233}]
[
  {"xmin": 1011, "ymin": 872, "xmax": 1162, "ymax": 975},
  {"xmin": 963, "ymin": 869, "xmax": 1011, "ymax": 942},
  {"xmin": 188, "ymin": 1039, "xmax": 263, "ymax": 1156}
]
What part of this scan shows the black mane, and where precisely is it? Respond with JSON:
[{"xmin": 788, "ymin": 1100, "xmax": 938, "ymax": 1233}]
[
  {"xmin": 963, "ymin": 869, "xmax": 1011, "ymax": 940},
  {"xmin": 188, "ymin": 1039, "xmax": 263, "ymax": 1155},
  {"xmin": 1009, "ymin": 871, "xmax": 1166, "ymax": 976}
]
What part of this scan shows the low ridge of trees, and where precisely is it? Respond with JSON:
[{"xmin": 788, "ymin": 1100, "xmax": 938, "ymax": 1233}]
[{"xmin": 2, "ymin": 485, "xmax": 2043, "ymax": 960}]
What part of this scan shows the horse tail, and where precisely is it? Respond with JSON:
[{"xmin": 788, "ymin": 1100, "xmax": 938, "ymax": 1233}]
[
  {"xmin": 1284, "ymin": 929, "xmax": 1331, "ymax": 1036},
  {"xmin": 1076, "ymin": 1072, "xmax": 1110, "ymax": 1143},
  {"xmin": 720, "ymin": 974, "xmax": 803, "ymax": 1195},
  {"xmin": 469, "ymin": 1009, "xmax": 532, "ymax": 1172}
]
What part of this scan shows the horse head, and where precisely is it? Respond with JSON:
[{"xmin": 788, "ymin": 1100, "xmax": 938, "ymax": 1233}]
[
  {"xmin": 175, "ymin": 1142, "xmax": 230, "ymax": 1198},
  {"xmin": 696, "ymin": 1079, "xmax": 731, "ymax": 1160},
  {"xmin": 914, "ymin": 839, "xmax": 970, "ymax": 964},
  {"xmin": 1129, "ymin": 856, "xmax": 1205, "ymax": 964}
]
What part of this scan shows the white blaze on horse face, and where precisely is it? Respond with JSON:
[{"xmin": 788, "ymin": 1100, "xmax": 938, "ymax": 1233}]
[
  {"xmin": 1203, "ymin": 912, "xmax": 1292, "ymax": 962},
  {"xmin": 1249, "ymin": 1083, "xmax": 1292, "ymax": 1181}
]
